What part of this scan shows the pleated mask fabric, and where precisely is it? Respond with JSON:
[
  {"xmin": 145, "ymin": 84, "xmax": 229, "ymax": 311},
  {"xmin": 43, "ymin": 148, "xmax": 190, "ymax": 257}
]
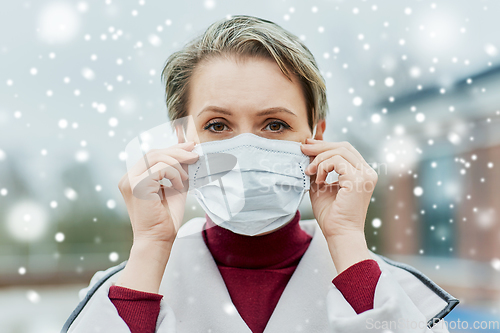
[{"xmin": 188, "ymin": 133, "xmax": 310, "ymax": 236}]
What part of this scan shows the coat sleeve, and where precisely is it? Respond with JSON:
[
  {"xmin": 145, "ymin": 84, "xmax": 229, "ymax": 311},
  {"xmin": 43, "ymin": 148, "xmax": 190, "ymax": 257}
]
[
  {"xmin": 62, "ymin": 264, "xmax": 177, "ymax": 333},
  {"xmin": 326, "ymin": 267, "xmax": 451, "ymax": 333}
]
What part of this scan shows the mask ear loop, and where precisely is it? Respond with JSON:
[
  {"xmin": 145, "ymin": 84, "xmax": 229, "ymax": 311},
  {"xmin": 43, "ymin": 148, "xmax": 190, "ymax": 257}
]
[
  {"xmin": 305, "ymin": 123, "xmax": 320, "ymax": 192},
  {"xmin": 178, "ymin": 119, "xmax": 189, "ymax": 144},
  {"xmin": 181, "ymin": 124, "xmax": 188, "ymax": 143},
  {"xmin": 311, "ymin": 123, "xmax": 317, "ymax": 139}
]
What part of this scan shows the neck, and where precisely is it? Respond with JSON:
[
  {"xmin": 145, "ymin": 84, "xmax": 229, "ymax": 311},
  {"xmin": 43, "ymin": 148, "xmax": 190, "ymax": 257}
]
[{"xmin": 202, "ymin": 210, "xmax": 312, "ymax": 269}]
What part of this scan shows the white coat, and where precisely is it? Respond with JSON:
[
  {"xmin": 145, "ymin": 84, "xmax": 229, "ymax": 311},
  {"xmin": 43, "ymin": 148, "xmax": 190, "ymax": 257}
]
[{"xmin": 61, "ymin": 217, "xmax": 459, "ymax": 333}]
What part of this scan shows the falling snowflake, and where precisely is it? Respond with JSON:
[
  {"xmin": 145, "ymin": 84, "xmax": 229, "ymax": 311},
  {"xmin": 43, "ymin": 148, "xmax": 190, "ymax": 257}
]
[
  {"xmin": 109, "ymin": 252, "xmax": 119, "ymax": 262},
  {"xmin": 492, "ymin": 258, "xmax": 500, "ymax": 271},
  {"xmin": 384, "ymin": 77, "xmax": 395, "ymax": 87},
  {"xmin": 26, "ymin": 290, "xmax": 41, "ymax": 303},
  {"xmin": 58, "ymin": 119, "xmax": 68, "ymax": 129},
  {"xmin": 55, "ymin": 232, "xmax": 65, "ymax": 242},
  {"xmin": 352, "ymin": 96, "xmax": 363, "ymax": 106},
  {"xmin": 38, "ymin": 2, "xmax": 80, "ymax": 44},
  {"xmin": 413, "ymin": 187, "xmax": 424, "ymax": 197},
  {"xmin": 372, "ymin": 218, "xmax": 382, "ymax": 228},
  {"xmin": 107, "ymin": 199, "xmax": 116, "ymax": 209},
  {"xmin": 64, "ymin": 188, "xmax": 78, "ymax": 201}
]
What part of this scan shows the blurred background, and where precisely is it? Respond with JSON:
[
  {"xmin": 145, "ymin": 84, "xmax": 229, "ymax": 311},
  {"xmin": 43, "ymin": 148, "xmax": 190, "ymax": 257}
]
[{"xmin": 1, "ymin": 0, "xmax": 499, "ymax": 332}]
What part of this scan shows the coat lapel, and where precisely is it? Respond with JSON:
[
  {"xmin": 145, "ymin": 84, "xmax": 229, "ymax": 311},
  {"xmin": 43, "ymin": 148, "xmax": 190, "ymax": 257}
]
[
  {"xmin": 370, "ymin": 254, "xmax": 458, "ymax": 326},
  {"xmin": 263, "ymin": 219, "xmax": 336, "ymax": 332},
  {"xmin": 159, "ymin": 217, "xmax": 253, "ymax": 333}
]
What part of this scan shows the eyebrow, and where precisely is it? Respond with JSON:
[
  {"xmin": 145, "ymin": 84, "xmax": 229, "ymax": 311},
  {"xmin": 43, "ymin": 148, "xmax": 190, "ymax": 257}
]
[{"xmin": 197, "ymin": 106, "xmax": 297, "ymax": 117}]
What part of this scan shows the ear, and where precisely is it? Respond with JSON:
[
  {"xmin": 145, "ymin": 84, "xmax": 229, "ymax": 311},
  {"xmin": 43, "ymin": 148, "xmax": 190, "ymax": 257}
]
[
  {"xmin": 173, "ymin": 116, "xmax": 201, "ymax": 144},
  {"xmin": 313, "ymin": 119, "xmax": 326, "ymax": 140},
  {"xmin": 175, "ymin": 124, "xmax": 186, "ymax": 144}
]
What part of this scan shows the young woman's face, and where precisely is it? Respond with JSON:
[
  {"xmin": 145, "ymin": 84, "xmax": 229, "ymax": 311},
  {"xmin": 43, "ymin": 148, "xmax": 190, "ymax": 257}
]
[{"xmin": 185, "ymin": 55, "xmax": 322, "ymax": 144}]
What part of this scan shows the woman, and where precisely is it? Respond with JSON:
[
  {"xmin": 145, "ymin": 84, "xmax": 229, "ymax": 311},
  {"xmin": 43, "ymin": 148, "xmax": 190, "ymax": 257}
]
[{"xmin": 62, "ymin": 15, "xmax": 458, "ymax": 333}]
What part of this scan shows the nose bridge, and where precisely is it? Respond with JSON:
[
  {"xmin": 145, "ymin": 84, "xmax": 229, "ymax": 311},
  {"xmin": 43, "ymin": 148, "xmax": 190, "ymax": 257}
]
[{"xmin": 232, "ymin": 115, "xmax": 260, "ymax": 135}]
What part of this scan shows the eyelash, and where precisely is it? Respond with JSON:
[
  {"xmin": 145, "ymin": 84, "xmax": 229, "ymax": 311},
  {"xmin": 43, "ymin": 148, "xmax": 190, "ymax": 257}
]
[
  {"xmin": 264, "ymin": 120, "xmax": 291, "ymax": 133},
  {"xmin": 203, "ymin": 120, "xmax": 228, "ymax": 132},
  {"xmin": 203, "ymin": 119, "xmax": 291, "ymax": 133}
]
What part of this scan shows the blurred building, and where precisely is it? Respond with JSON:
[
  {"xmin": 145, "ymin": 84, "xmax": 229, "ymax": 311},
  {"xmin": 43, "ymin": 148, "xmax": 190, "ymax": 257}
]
[{"xmin": 377, "ymin": 64, "xmax": 500, "ymax": 308}]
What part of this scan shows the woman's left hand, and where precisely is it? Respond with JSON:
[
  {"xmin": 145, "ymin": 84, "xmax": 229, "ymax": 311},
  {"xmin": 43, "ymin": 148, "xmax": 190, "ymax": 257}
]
[{"xmin": 301, "ymin": 138, "xmax": 378, "ymax": 273}]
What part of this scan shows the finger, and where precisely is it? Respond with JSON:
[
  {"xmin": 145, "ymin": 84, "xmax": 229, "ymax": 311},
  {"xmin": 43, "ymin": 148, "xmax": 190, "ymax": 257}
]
[
  {"xmin": 130, "ymin": 153, "xmax": 190, "ymax": 182},
  {"xmin": 135, "ymin": 162, "xmax": 185, "ymax": 191},
  {"xmin": 303, "ymin": 139, "xmax": 370, "ymax": 169},
  {"xmin": 129, "ymin": 145, "xmax": 198, "ymax": 178},
  {"xmin": 149, "ymin": 162, "xmax": 185, "ymax": 190},
  {"xmin": 305, "ymin": 147, "xmax": 361, "ymax": 175},
  {"xmin": 316, "ymin": 155, "xmax": 356, "ymax": 184}
]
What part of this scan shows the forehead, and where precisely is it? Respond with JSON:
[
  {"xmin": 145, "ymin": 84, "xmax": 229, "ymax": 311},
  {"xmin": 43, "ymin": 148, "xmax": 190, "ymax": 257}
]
[{"xmin": 187, "ymin": 55, "xmax": 308, "ymax": 117}]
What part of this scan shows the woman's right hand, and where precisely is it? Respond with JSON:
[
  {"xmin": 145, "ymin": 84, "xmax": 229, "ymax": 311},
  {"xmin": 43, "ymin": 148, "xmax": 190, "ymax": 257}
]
[
  {"xmin": 118, "ymin": 141, "xmax": 199, "ymax": 245},
  {"xmin": 114, "ymin": 141, "xmax": 199, "ymax": 293}
]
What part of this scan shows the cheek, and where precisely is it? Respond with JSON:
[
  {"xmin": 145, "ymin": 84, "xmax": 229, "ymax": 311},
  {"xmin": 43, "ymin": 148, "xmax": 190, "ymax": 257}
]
[
  {"xmin": 292, "ymin": 125, "xmax": 314, "ymax": 144},
  {"xmin": 284, "ymin": 131, "xmax": 310, "ymax": 145}
]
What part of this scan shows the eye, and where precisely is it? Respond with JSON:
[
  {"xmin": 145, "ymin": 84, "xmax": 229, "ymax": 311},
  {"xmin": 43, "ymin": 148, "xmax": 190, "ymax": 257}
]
[
  {"xmin": 204, "ymin": 120, "xmax": 229, "ymax": 133},
  {"xmin": 264, "ymin": 120, "xmax": 291, "ymax": 132}
]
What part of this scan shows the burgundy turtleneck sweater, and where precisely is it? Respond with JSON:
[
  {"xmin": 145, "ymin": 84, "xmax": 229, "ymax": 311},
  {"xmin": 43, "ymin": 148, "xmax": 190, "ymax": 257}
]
[{"xmin": 108, "ymin": 211, "xmax": 381, "ymax": 333}]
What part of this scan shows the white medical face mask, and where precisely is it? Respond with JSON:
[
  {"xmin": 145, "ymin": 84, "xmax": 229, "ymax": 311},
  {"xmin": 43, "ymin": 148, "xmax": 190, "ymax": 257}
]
[{"xmin": 188, "ymin": 133, "xmax": 311, "ymax": 236}]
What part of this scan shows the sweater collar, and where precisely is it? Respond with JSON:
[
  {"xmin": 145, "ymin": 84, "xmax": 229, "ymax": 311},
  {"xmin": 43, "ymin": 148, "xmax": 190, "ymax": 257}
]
[{"xmin": 202, "ymin": 211, "xmax": 312, "ymax": 269}]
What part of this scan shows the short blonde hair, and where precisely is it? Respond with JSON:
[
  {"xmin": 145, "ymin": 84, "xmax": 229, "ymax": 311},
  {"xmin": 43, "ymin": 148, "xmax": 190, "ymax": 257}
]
[{"xmin": 161, "ymin": 15, "xmax": 328, "ymax": 130}]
